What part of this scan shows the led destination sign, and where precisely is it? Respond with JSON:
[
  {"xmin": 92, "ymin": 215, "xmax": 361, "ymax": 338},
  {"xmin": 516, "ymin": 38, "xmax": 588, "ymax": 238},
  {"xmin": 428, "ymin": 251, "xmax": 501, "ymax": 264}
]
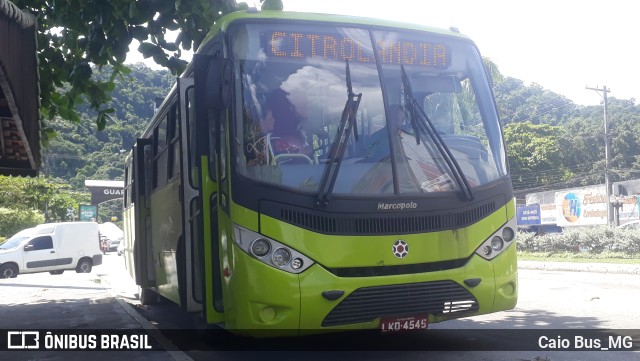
[{"xmin": 264, "ymin": 30, "xmax": 450, "ymax": 68}]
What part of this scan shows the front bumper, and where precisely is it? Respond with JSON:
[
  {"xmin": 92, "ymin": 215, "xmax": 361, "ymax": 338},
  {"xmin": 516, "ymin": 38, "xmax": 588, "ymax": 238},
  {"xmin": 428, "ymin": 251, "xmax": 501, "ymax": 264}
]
[{"xmin": 225, "ymin": 243, "xmax": 517, "ymax": 335}]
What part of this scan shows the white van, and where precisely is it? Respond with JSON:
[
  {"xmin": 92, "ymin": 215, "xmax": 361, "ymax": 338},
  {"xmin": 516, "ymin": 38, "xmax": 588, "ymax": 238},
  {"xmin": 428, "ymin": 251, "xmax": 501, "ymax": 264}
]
[{"xmin": 0, "ymin": 222, "xmax": 103, "ymax": 278}]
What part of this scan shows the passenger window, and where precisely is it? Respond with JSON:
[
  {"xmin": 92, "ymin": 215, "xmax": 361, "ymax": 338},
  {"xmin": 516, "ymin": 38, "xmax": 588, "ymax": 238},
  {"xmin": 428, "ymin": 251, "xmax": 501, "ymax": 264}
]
[
  {"xmin": 157, "ymin": 116, "xmax": 168, "ymax": 153},
  {"xmin": 168, "ymin": 105, "xmax": 180, "ymax": 179},
  {"xmin": 28, "ymin": 236, "xmax": 53, "ymax": 250},
  {"xmin": 154, "ymin": 113, "xmax": 170, "ymax": 188},
  {"xmin": 186, "ymin": 87, "xmax": 201, "ymax": 187}
]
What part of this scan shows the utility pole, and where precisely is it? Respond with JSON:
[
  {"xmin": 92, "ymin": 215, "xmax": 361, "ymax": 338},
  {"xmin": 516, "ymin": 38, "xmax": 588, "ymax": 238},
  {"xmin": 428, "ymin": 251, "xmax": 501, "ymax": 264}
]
[{"xmin": 586, "ymin": 85, "xmax": 612, "ymax": 225}]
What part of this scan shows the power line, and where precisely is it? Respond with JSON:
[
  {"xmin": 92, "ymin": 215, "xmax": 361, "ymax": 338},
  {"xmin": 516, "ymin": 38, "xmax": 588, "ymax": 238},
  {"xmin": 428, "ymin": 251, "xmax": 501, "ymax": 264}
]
[{"xmin": 502, "ymin": 99, "xmax": 578, "ymax": 125}]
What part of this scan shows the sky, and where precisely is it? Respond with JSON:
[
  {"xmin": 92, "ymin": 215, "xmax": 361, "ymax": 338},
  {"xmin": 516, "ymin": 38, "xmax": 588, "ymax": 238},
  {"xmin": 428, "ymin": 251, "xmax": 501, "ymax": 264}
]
[
  {"xmin": 282, "ymin": 0, "xmax": 639, "ymax": 106},
  {"xmin": 127, "ymin": 0, "xmax": 639, "ymax": 106}
]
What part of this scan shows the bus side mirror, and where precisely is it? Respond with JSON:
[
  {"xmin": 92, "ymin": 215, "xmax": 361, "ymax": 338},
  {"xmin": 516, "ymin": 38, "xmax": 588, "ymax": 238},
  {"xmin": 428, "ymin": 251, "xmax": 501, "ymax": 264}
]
[{"xmin": 194, "ymin": 54, "xmax": 233, "ymax": 110}]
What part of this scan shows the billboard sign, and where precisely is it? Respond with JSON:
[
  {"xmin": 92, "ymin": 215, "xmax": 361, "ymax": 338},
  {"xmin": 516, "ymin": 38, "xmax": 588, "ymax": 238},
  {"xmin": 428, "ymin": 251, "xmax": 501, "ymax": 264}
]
[
  {"xmin": 555, "ymin": 185, "xmax": 607, "ymax": 227},
  {"xmin": 516, "ymin": 204, "xmax": 541, "ymax": 225}
]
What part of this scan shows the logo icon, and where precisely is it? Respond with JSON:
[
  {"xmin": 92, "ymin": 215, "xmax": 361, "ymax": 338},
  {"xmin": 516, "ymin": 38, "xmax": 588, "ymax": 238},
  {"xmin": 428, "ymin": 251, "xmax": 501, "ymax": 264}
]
[
  {"xmin": 392, "ymin": 240, "xmax": 409, "ymax": 258},
  {"xmin": 562, "ymin": 193, "xmax": 581, "ymax": 223},
  {"xmin": 7, "ymin": 331, "xmax": 39, "ymax": 349}
]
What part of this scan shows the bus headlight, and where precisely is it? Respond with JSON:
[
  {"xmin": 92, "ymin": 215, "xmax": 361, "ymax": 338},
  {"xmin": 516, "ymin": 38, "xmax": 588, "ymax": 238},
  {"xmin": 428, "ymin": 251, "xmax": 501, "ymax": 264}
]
[
  {"xmin": 475, "ymin": 218, "xmax": 516, "ymax": 260},
  {"xmin": 491, "ymin": 236, "xmax": 504, "ymax": 251},
  {"xmin": 272, "ymin": 248, "xmax": 291, "ymax": 267},
  {"xmin": 233, "ymin": 225, "xmax": 315, "ymax": 274},
  {"xmin": 250, "ymin": 239, "xmax": 271, "ymax": 257},
  {"xmin": 502, "ymin": 227, "xmax": 515, "ymax": 243},
  {"xmin": 291, "ymin": 258, "xmax": 304, "ymax": 270}
]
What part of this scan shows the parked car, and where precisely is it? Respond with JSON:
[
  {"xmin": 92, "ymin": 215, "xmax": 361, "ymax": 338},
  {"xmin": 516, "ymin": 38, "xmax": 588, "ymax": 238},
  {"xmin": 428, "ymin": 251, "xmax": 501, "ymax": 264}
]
[{"xmin": 0, "ymin": 222, "xmax": 102, "ymax": 278}]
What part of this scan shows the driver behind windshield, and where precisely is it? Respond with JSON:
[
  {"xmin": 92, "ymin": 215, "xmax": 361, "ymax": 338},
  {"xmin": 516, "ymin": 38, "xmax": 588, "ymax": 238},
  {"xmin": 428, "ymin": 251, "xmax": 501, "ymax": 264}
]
[
  {"xmin": 264, "ymin": 89, "xmax": 310, "ymax": 156},
  {"xmin": 245, "ymin": 88, "xmax": 312, "ymax": 166}
]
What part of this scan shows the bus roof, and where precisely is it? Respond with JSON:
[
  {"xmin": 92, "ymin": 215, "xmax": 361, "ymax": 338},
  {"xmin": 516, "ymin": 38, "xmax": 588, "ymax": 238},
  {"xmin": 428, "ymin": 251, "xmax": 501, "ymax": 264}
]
[{"xmin": 199, "ymin": 9, "xmax": 472, "ymax": 53}]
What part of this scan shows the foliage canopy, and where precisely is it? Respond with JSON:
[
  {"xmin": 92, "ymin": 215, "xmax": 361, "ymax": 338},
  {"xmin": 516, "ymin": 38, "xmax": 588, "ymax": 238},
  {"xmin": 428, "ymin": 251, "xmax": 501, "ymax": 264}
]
[
  {"xmin": 12, "ymin": 0, "xmax": 259, "ymax": 137},
  {"xmin": 8, "ymin": 0, "xmax": 640, "ymax": 229}
]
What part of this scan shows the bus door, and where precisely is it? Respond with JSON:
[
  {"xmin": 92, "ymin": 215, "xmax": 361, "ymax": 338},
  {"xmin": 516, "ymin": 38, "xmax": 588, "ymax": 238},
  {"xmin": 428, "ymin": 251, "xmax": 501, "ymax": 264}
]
[
  {"xmin": 179, "ymin": 74, "xmax": 226, "ymax": 320},
  {"xmin": 191, "ymin": 51, "xmax": 229, "ymax": 323},
  {"xmin": 130, "ymin": 138, "xmax": 155, "ymax": 292},
  {"xmin": 178, "ymin": 77, "xmax": 205, "ymax": 313}
]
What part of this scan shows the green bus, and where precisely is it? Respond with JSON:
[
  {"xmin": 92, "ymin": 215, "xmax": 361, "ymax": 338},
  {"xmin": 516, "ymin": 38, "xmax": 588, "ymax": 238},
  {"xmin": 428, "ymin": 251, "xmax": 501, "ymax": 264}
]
[{"xmin": 122, "ymin": 9, "xmax": 517, "ymax": 336}]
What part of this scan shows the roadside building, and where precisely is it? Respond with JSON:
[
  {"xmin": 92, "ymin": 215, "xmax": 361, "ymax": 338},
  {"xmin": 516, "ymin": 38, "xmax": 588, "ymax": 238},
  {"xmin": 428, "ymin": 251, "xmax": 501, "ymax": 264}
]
[{"xmin": 0, "ymin": 0, "xmax": 41, "ymax": 176}]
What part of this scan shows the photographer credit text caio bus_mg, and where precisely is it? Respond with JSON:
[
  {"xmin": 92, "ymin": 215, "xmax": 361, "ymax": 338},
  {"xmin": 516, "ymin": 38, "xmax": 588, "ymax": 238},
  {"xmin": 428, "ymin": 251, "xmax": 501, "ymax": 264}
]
[{"xmin": 122, "ymin": 9, "xmax": 517, "ymax": 337}]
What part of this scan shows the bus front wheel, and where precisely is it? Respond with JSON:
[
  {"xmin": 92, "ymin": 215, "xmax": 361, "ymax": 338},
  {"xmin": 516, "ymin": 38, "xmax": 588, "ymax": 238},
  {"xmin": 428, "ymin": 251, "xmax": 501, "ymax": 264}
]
[{"xmin": 139, "ymin": 287, "xmax": 159, "ymax": 305}]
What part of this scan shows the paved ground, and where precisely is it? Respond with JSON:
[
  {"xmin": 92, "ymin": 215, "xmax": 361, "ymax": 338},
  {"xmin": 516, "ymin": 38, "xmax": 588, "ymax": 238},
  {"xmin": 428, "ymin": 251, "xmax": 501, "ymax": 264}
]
[
  {"xmin": 0, "ymin": 254, "xmax": 184, "ymax": 361},
  {"xmin": 518, "ymin": 260, "xmax": 640, "ymax": 274},
  {"xmin": 0, "ymin": 254, "xmax": 637, "ymax": 361}
]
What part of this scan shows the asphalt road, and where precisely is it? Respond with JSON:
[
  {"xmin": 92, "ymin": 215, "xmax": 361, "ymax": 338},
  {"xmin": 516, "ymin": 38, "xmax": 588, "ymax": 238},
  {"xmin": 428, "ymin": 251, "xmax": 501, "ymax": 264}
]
[{"xmin": 0, "ymin": 252, "xmax": 638, "ymax": 361}]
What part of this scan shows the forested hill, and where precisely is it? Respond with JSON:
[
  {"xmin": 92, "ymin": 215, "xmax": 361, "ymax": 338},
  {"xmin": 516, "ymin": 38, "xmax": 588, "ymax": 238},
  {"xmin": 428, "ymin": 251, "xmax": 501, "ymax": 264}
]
[
  {"xmin": 46, "ymin": 64, "xmax": 640, "ymax": 194},
  {"xmin": 44, "ymin": 64, "xmax": 174, "ymax": 189},
  {"xmin": 497, "ymin": 77, "xmax": 640, "ymax": 192}
]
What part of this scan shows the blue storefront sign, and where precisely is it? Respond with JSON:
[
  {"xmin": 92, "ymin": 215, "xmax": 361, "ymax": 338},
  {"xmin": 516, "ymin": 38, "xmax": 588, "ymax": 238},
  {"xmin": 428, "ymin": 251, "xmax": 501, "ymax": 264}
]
[{"xmin": 516, "ymin": 204, "xmax": 542, "ymax": 225}]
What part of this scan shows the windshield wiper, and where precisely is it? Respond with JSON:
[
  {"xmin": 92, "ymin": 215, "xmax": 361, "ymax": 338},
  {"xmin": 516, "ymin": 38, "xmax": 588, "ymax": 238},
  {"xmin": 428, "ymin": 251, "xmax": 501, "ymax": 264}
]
[
  {"xmin": 400, "ymin": 65, "xmax": 474, "ymax": 201},
  {"xmin": 316, "ymin": 60, "xmax": 362, "ymax": 207}
]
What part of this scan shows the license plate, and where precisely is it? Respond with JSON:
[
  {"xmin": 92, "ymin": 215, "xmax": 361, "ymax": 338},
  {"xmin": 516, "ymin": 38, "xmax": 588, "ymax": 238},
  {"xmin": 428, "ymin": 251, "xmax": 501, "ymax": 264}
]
[{"xmin": 380, "ymin": 315, "xmax": 429, "ymax": 333}]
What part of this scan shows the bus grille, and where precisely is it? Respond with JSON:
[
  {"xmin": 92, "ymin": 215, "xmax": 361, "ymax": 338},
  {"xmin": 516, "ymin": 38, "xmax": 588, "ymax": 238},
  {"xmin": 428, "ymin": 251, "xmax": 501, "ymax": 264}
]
[
  {"xmin": 322, "ymin": 281, "xmax": 479, "ymax": 327},
  {"xmin": 263, "ymin": 201, "xmax": 496, "ymax": 235}
]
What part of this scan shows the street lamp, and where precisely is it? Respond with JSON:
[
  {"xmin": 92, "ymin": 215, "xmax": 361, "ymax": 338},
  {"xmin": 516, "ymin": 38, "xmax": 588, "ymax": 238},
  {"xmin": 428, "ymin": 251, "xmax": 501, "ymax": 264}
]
[{"xmin": 609, "ymin": 195, "xmax": 623, "ymax": 226}]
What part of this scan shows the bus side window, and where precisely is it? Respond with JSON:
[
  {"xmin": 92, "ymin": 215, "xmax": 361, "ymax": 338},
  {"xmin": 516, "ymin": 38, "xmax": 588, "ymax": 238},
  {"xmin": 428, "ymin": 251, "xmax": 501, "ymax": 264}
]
[
  {"xmin": 168, "ymin": 104, "xmax": 180, "ymax": 180},
  {"xmin": 208, "ymin": 107, "xmax": 225, "ymax": 181},
  {"xmin": 124, "ymin": 162, "xmax": 132, "ymax": 207},
  {"xmin": 186, "ymin": 87, "xmax": 201, "ymax": 187},
  {"xmin": 154, "ymin": 115, "xmax": 169, "ymax": 189},
  {"xmin": 219, "ymin": 110, "xmax": 227, "ymax": 180}
]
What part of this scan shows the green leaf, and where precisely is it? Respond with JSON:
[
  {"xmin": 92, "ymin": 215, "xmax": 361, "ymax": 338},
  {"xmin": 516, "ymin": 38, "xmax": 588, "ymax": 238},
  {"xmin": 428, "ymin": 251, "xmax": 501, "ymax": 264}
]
[
  {"xmin": 162, "ymin": 42, "xmax": 179, "ymax": 52},
  {"xmin": 128, "ymin": 2, "xmax": 138, "ymax": 18},
  {"xmin": 96, "ymin": 112, "xmax": 107, "ymax": 131},
  {"xmin": 129, "ymin": 26, "xmax": 148, "ymax": 40},
  {"xmin": 138, "ymin": 42, "xmax": 161, "ymax": 58}
]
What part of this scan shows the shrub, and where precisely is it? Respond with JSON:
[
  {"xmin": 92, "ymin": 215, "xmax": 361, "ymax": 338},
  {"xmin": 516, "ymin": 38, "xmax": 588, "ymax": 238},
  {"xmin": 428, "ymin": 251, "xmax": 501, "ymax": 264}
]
[
  {"xmin": 0, "ymin": 207, "xmax": 45, "ymax": 238},
  {"xmin": 516, "ymin": 225, "xmax": 640, "ymax": 257}
]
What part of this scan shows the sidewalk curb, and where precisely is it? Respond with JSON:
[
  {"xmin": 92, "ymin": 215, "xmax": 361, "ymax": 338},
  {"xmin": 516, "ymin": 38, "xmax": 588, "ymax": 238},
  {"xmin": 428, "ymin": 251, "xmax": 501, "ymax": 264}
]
[
  {"xmin": 98, "ymin": 275, "xmax": 194, "ymax": 361},
  {"xmin": 518, "ymin": 260, "xmax": 640, "ymax": 274}
]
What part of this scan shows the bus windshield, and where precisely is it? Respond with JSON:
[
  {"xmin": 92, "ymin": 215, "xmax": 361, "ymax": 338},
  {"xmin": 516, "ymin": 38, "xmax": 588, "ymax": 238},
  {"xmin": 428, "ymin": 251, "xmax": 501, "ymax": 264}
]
[{"xmin": 232, "ymin": 22, "xmax": 507, "ymax": 196}]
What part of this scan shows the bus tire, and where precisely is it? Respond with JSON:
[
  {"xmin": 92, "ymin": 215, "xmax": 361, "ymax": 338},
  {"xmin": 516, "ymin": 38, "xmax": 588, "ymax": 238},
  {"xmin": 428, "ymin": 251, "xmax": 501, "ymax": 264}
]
[{"xmin": 139, "ymin": 287, "xmax": 159, "ymax": 305}]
